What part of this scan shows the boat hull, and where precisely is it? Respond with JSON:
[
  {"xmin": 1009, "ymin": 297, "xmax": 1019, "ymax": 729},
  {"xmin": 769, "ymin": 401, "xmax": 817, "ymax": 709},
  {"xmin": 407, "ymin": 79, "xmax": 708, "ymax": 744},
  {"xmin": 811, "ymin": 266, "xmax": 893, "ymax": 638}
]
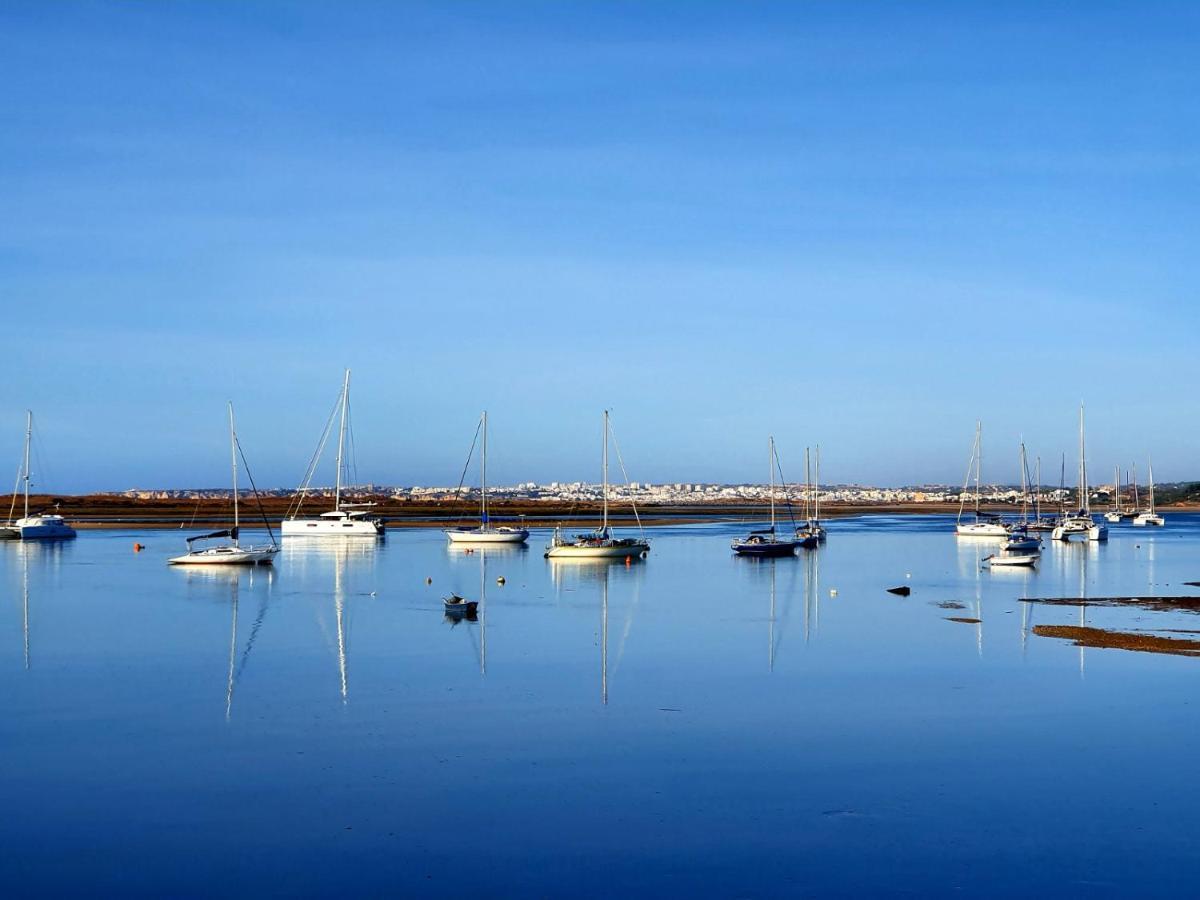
[
  {"xmin": 168, "ymin": 546, "xmax": 278, "ymax": 566},
  {"xmin": 989, "ymin": 553, "xmax": 1039, "ymax": 567},
  {"xmin": 1132, "ymin": 514, "xmax": 1164, "ymax": 527},
  {"xmin": 955, "ymin": 523, "xmax": 1008, "ymax": 537},
  {"xmin": 546, "ymin": 542, "xmax": 649, "ymax": 559},
  {"xmin": 446, "ymin": 528, "xmax": 529, "ymax": 544},
  {"xmin": 282, "ymin": 518, "xmax": 383, "ymax": 536},
  {"xmin": 14, "ymin": 517, "xmax": 76, "ymax": 540},
  {"xmin": 732, "ymin": 540, "xmax": 799, "ymax": 556}
]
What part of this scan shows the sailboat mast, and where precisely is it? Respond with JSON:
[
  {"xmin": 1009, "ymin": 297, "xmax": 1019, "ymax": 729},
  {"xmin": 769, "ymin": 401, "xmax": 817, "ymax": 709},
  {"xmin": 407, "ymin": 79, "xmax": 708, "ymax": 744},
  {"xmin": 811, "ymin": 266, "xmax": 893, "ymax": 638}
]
[
  {"xmin": 1078, "ymin": 405, "xmax": 1087, "ymax": 514},
  {"xmin": 602, "ymin": 410, "xmax": 609, "ymax": 531},
  {"xmin": 334, "ymin": 368, "xmax": 350, "ymax": 513},
  {"xmin": 229, "ymin": 402, "xmax": 239, "ymax": 543},
  {"xmin": 815, "ymin": 445, "xmax": 821, "ymax": 524},
  {"xmin": 22, "ymin": 410, "xmax": 31, "ymax": 519},
  {"xmin": 769, "ymin": 436, "xmax": 776, "ymax": 530},
  {"xmin": 805, "ymin": 446, "xmax": 812, "ymax": 524},
  {"xmin": 1020, "ymin": 443, "xmax": 1029, "ymax": 523},
  {"xmin": 1148, "ymin": 457, "xmax": 1156, "ymax": 513},
  {"xmin": 974, "ymin": 421, "xmax": 982, "ymax": 517},
  {"xmin": 1035, "ymin": 456, "xmax": 1042, "ymax": 521},
  {"xmin": 480, "ymin": 410, "xmax": 488, "ymax": 527}
]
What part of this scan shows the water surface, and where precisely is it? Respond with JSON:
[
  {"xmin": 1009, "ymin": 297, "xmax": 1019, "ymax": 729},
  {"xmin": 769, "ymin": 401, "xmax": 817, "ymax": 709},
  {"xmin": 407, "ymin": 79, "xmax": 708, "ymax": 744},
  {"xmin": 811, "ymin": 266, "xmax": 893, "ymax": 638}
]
[{"xmin": 3, "ymin": 516, "xmax": 1199, "ymax": 896}]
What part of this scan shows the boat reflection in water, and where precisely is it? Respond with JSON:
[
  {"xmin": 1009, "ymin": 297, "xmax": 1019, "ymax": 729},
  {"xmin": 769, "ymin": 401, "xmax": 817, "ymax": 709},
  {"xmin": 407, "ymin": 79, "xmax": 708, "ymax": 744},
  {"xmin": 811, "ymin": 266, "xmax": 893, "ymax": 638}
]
[
  {"xmin": 282, "ymin": 536, "xmax": 380, "ymax": 704},
  {"xmin": 178, "ymin": 565, "xmax": 275, "ymax": 720},
  {"xmin": 4, "ymin": 539, "xmax": 71, "ymax": 671},
  {"xmin": 549, "ymin": 556, "xmax": 645, "ymax": 705}
]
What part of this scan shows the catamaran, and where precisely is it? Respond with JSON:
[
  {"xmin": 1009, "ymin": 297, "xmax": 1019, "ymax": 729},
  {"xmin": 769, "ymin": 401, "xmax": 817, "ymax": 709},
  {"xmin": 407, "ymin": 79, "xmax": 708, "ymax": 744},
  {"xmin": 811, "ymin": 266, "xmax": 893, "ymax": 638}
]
[
  {"xmin": 169, "ymin": 403, "xmax": 278, "ymax": 566},
  {"xmin": 1133, "ymin": 458, "xmax": 1165, "ymax": 526},
  {"xmin": 955, "ymin": 421, "xmax": 1008, "ymax": 537},
  {"xmin": 3, "ymin": 411, "xmax": 76, "ymax": 541},
  {"xmin": 282, "ymin": 369, "xmax": 384, "ymax": 537},
  {"xmin": 732, "ymin": 437, "xmax": 804, "ymax": 556},
  {"xmin": 446, "ymin": 411, "xmax": 529, "ymax": 544},
  {"xmin": 545, "ymin": 411, "xmax": 650, "ymax": 559},
  {"xmin": 1104, "ymin": 466, "xmax": 1123, "ymax": 524},
  {"xmin": 1052, "ymin": 406, "xmax": 1107, "ymax": 542}
]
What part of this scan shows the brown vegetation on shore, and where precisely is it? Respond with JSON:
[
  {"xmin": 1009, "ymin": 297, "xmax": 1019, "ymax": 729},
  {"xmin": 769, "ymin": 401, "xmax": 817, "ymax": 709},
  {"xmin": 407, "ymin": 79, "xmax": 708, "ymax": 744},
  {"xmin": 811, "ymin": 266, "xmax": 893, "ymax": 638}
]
[{"xmin": 1033, "ymin": 625, "xmax": 1200, "ymax": 657}]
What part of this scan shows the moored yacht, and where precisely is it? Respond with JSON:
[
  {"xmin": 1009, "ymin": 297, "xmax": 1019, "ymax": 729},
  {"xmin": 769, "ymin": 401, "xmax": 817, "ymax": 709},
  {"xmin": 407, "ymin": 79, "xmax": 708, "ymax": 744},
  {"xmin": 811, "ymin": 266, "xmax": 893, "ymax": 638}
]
[
  {"xmin": 169, "ymin": 403, "xmax": 278, "ymax": 566},
  {"xmin": 445, "ymin": 411, "xmax": 528, "ymax": 545},
  {"xmin": 282, "ymin": 369, "xmax": 384, "ymax": 537},
  {"xmin": 1051, "ymin": 406, "xmax": 1106, "ymax": 542},
  {"xmin": 1132, "ymin": 458, "xmax": 1165, "ymax": 527},
  {"xmin": 545, "ymin": 411, "xmax": 649, "ymax": 560},
  {"xmin": 955, "ymin": 421, "xmax": 1008, "ymax": 537},
  {"xmin": 732, "ymin": 437, "xmax": 803, "ymax": 557},
  {"xmin": 5, "ymin": 411, "xmax": 76, "ymax": 541}
]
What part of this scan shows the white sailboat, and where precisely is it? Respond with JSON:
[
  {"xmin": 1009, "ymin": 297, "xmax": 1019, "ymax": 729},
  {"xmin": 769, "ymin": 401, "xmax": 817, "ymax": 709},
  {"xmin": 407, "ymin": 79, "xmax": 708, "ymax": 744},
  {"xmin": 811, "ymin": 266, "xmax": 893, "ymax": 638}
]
[
  {"xmin": 545, "ymin": 411, "xmax": 650, "ymax": 559},
  {"xmin": 1133, "ymin": 458, "xmax": 1165, "ymax": 527},
  {"xmin": 1104, "ymin": 466, "xmax": 1121, "ymax": 523},
  {"xmin": 1003, "ymin": 444, "xmax": 1040, "ymax": 553},
  {"xmin": 445, "ymin": 411, "xmax": 529, "ymax": 544},
  {"xmin": 169, "ymin": 403, "xmax": 278, "ymax": 566},
  {"xmin": 955, "ymin": 421, "xmax": 1008, "ymax": 537},
  {"xmin": 4, "ymin": 411, "xmax": 76, "ymax": 540},
  {"xmin": 282, "ymin": 369, "xmax": 384, "ymax": 537},
  {"xmin": 1052, "ymin": 405, "xmax": 1107, "ymax": 542},
  {"xmin": 733, "ymin": 437, "xmax": 803, "ymax": 556}
]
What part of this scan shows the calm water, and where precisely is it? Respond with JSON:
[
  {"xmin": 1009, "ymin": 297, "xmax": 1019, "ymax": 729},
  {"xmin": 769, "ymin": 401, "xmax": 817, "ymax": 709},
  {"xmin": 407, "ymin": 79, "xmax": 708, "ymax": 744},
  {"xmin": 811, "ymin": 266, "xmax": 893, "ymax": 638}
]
[{"xmin": 3, "ymin": 515, "xmax": 1199, "ymax": 897}]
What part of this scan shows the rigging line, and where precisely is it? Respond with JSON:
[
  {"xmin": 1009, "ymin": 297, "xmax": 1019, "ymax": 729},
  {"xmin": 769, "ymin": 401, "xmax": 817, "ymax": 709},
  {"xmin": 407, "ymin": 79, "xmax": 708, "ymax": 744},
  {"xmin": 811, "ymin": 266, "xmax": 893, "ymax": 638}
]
[
  {"xmin": 287, "ymin": 392, "xmax": 343, "ymax": 519},
  {"xmin": 345, "ymin": 397, "xmax": 359, "ymax": 493},
  {"xmin": 235, "ymin": 434, "xmax": 278, "ymax": 549},
  {"xmin": 773, "ymin": 451, "xmax": 799, "ymax": 530},
  {"xmin": 606, "ymin": 419, "xmax": 645, "ymax": 539},
  {"xmin": 7, "ymin": 461, "xmax": 20, "ymax": 523},
  {"xmin": 450, "ymin": 417, "xmax": 483, "ymax": 529},
  {"xmin": 183, "ymin": 493, "xmax": 203, "ymax": 529}
]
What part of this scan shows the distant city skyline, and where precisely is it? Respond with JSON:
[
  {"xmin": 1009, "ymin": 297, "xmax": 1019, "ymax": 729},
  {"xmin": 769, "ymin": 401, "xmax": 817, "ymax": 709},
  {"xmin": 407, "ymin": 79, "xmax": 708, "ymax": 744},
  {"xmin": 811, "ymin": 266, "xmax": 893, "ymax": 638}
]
[{"xmin": 3, "ymin": 2, "xmax": 1197, "ymax": 492}]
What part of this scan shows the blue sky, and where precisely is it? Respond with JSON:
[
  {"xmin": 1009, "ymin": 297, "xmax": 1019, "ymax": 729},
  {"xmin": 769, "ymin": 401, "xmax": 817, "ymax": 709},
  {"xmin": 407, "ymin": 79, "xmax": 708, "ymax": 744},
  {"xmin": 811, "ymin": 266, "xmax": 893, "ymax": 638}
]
[{"xmin": 1, "ymin": 1, "xmax": 1197, "ymax": 491}]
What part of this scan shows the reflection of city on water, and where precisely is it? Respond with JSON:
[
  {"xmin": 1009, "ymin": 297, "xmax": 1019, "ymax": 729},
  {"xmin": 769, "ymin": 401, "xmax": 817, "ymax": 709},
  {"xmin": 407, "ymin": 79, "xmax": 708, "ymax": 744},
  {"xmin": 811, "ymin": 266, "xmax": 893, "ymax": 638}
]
[
  {"xmin": 548, "ymin": 557, "xmax": 646, "ymax": 705},
  {"xmin": 4, "ymin": 539, "xmax": 72, "ymax": 672}
]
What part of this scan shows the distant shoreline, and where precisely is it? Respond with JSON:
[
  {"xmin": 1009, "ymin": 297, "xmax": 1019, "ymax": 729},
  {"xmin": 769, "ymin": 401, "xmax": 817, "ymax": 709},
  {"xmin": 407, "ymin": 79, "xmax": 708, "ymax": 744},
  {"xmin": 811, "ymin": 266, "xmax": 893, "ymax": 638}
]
[{"xmin": 5, "ymin": 494, "xmax": 1196, "ymax": 530}]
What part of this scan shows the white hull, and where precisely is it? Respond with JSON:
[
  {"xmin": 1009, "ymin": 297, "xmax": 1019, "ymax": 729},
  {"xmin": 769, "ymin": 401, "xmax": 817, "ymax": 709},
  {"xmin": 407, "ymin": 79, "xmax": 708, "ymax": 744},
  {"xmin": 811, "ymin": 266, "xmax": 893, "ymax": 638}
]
[
  {"xmin": 1133, "ymin": 513, "xmax": 1165, "ymax": 527},
  {"xmin": 546, "ymin": 542, "xmax": 649, "ymax": 559},
  {"xmin": 955, "ymin": 523, "xmax": 1008, "ymax": 537},
  {"xmin": 282, "ymin": 517, "xmax": 383, "ymax": 536},
  {"xmin": 14, "ymin": 516, "xmax": 76, "ymax": 540},
  {"xmin": 1104, "ymin": 512, "xmax": 1121, "ymax": 523},
  {"xmin": 445, "ymin": 527, "xmax": 529, "ymax": 544},
  {"xmin": 169, "ymin": 546, "xmax": 278, "ymax": 566},
  {"xmin": 988, "ymin": 553, "xmax": 1039, "ymax": 567},
  {"xmin": 1088, "ymin": 523, "xmax": 1108, "ymax": 542}
]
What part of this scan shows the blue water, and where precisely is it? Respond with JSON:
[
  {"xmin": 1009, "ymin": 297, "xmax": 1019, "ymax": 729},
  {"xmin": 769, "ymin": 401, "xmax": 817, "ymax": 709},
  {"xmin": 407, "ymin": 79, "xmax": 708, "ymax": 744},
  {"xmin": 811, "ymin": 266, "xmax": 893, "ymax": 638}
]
[{"xmin": 2, "ymin": 516, "xmax": 1199, "ymax": 896}]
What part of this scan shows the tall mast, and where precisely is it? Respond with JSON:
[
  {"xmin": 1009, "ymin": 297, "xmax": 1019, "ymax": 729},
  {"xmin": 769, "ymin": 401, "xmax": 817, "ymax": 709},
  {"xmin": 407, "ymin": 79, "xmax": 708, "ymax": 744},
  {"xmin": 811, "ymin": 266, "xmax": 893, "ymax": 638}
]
[
  {"xmin": 974, "ymin": 421, "xmax": 982, "ymax": 517},
  {"xmin": 602, "ymin": 410, "xmax": 609, "ymax": 532},
  {"xmin": 805, "ymin": 446, "xmax": 812, "ymax": 524},
  {"xmin": 1019, "ymin": 443, "xmax": 1029, "ymax": 523},
  {"xmin": 334, "ymin": 368, "xmax": 350, "ymax": 513},
  {"xmin": 480, "ymin": 410, "xmax": 488, "ymax": 527},
  {"xmin": 815, "ymin": 445, "xmax": 821, "ymax": 524},
  {"xmin": 1035, "ymin": 456, "xmax": 1042, "ymax": 521},
  {"xmin": 769, "ymin": 436, "xmax": 776, "ymax": 530},
  {"xmin": 22, "ymin": 410, "xmax": 31, "ymax": 519},
  {"xmin": 1078, "ymin": 405, "xmax": 1087, "ymax": 515},
  {"xmin": 1114, "ymin": 466, "xmax": 1120, "ymax": 513},
  {"xmin": 1148, "ymin": 457, "xmax": 1156, "ymax": 513},
  {"xmin": 1133, "ymin": 462, "xmax": 1139, "ymax": 510},
  {"xmin": 228, "ymin": 401, "xmax": 239, "ymax": 544}
]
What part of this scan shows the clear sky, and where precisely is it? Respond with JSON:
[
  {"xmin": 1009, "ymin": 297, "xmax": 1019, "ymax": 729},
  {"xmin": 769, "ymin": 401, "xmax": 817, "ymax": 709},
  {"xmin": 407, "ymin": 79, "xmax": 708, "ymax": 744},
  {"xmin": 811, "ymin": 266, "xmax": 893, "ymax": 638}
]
[{"xmin": 2, "ymin": 1, "xmax": 1197, "ymax": 492}]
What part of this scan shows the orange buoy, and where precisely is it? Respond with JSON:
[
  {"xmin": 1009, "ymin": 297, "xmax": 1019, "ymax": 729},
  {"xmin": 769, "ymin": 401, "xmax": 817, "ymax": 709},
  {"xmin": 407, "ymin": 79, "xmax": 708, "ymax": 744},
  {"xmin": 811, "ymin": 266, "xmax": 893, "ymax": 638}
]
[{"xmin": 133, "ymin": 543, "xmax": 144, "ymax": 552}]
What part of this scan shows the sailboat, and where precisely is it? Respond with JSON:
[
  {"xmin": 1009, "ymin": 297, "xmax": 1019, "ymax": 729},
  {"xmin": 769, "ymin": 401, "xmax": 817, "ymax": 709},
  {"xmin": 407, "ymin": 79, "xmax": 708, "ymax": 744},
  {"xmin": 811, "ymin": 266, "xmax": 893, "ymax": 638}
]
[
  {"xmin": 1051, "ymin": 406, "xmax": 1107, "ymax": 542},
  {"xmin": 3, "ymin": 411, "xmax": 76, "ymax": 540},
  {"xmin": 445, "ymin": 411, "xmax": 529, "ymax": 544},
  {"xmin": 282, "ymin": 369, "xmax": 384, "ymax": 537},
  {"xmin": 1026, "ymin": 456, "xmax": 1056, "ymax": 532},
  {"xmin": 1002, "ymin": 444, "xmax": 1040, "ymax": 553},
  {"xmin": 169, "ymin": 403, "xmax": 279, "ymax": 566},
  {"xmin": 955, "ymin": 421, "xmax": 1008, "ymax": 537},
  {"xmin": 1133, "ymin": 458, "xmax": 1165, "ymax": 527},
  {"xmin": 732, "ymin": 437, "xmax": 802, "ymax": 556},
  {"xmin": 1104, "ymin": 466, "xmax": 1123, "ymax": 524},
  {"xmin": 796, "ymin": 446, "xmax": 826, "ymax": 545},
  {"xmin": 545, "ymin": 411, "xmax": 650, "ymax": 559}
]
